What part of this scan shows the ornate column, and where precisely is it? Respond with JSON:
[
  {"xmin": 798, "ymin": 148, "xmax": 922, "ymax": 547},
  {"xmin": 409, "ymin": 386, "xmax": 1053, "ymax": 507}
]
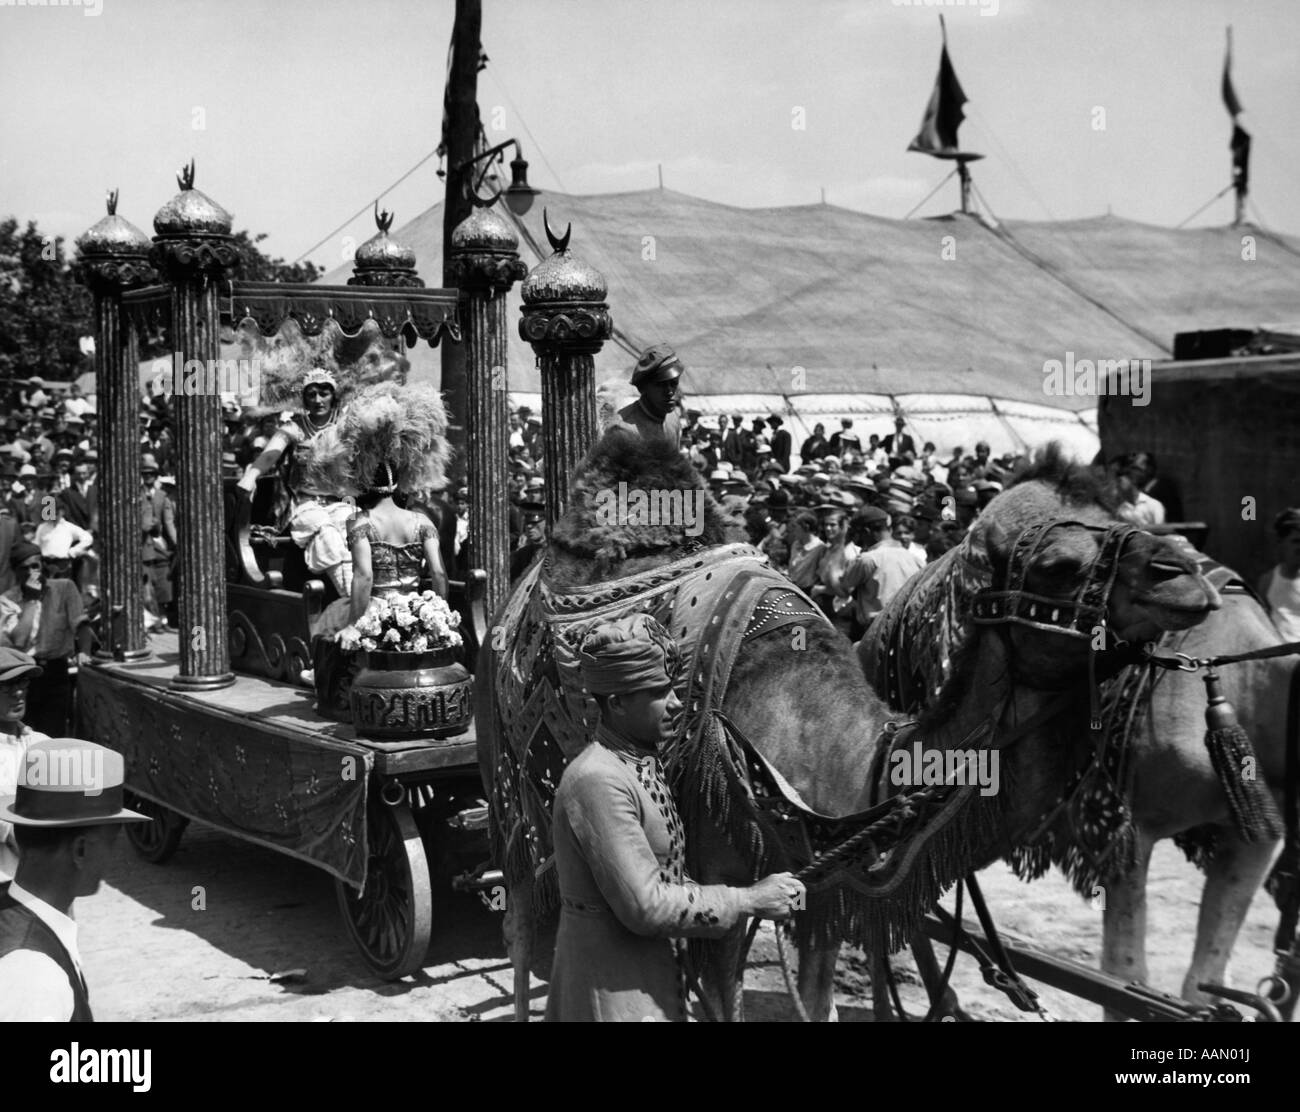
[
  {"xmin": 151, "ymin": 163, "xmax": 238, "ymax": 690},
  {"xmin": 75, "ymin": 192, "xmax": 155, "ymax": 661},
  {"xmin": 447, "ymin": 205, "xmax": 527, "ymax": 619},
  {"xmin": 518, "ymin": 216, "xmax": 611, "ymax": 526}
]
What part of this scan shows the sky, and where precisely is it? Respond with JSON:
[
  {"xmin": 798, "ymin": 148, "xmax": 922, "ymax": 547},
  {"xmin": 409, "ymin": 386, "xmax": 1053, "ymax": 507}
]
[{"xmin": 2, "ymin": 0, "xmax": 1297, "ymax": 270}]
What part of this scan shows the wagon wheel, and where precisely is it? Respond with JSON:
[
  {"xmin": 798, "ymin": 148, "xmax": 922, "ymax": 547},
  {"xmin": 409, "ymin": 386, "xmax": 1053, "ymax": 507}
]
[
  {"xmin": 123, "ymin": 791, "xmax": 188, "ymax": 864},
  {"xmin": 335, "ymin": 792, "xmax": 433, "ymax": 980}
]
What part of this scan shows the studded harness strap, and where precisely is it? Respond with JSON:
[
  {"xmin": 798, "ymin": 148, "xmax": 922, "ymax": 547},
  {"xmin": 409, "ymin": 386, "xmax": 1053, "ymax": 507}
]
[{"xmin": 970, "ymin": 520, "xmax": 1140, "ymax": 640}]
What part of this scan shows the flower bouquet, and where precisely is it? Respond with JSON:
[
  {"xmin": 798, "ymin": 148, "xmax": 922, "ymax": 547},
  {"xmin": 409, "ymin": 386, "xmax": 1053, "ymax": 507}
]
[{"xmin": 336, "ymin": 591, "xmax": 463, "ymax": 655}]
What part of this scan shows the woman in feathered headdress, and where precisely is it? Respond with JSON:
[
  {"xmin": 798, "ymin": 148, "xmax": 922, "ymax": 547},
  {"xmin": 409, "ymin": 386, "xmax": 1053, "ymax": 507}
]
[
  {"xmin": 301, "ymin": 381, "xmax": 453, "ymax": 713},
  {"xmin": 304, "ymin": 380, "xmax": 452, "ymax": 619}
]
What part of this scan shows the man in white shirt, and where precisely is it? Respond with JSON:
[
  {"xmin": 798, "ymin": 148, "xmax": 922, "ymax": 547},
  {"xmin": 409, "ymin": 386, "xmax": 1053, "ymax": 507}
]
[
  {"xmin": 1114, "ymin": 455, "xmax": 1166, "ymax": 528},
  {"xmin": 62, "ymin": 384, "xmax": 92, "ymax": 421},
  {"xmin": 1259, "ymin": 508, "xmax": 1300, "ymax": 641},
  {"xmin": 0, "ymin": 737, "xmax": 149, "ymax": 1021},
  {"xmin": 838, "ymin": 507, "xmax": 925, "ymax": 639}
]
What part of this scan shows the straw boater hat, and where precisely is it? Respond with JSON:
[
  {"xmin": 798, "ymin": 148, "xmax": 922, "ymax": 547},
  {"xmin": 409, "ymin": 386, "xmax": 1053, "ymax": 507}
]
[{"xmin": 0, "ymin": 738, "xmax": 149, "ymax": 829}]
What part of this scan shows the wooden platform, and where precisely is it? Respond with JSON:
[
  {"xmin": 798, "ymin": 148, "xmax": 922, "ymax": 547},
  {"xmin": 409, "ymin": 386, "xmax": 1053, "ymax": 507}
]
[{"xmin": 87, "ymin": 632, "xmax": 479, "ymax": 778}]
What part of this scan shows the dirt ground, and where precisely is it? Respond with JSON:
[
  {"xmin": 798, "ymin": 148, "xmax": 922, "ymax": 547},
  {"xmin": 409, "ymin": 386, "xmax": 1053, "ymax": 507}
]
[{"xmin": 77, "ymin": 820, "xmax": 1284, "ymax": 1022}]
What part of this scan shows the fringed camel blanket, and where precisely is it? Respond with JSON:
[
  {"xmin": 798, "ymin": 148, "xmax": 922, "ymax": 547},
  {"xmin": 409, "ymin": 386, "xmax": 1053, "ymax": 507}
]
[{"xmin": 485, "ymin": 539, "xmax": 1015, "ymax": 956}]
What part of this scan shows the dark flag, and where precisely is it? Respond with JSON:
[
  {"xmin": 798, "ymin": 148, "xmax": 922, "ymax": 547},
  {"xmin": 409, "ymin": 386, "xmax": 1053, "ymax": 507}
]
[
  {"xmin": 908, "ymin": 15, "xmax": 969, "ymax": 158},
  {"xmin": 1222, "ymin": 26, "xmax": 1243, "ymax": 118},
  {"xmin": 1222, "ymin": 27, "xmax": 1250, "ymax": 194}
]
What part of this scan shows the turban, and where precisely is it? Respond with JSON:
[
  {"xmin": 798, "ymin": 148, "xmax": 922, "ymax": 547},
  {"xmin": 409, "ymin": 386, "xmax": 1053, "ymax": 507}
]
[
  {"xmin": 577, "ymin": 614, "xmax": 681, "ymax": 696},
  {"xmin": 9, "ymin": 540, "xmax": 41, "ymax": 570}
]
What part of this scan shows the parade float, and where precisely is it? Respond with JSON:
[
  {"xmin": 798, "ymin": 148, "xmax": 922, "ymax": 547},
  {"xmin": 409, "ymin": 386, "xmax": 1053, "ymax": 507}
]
[{"xmin": 70, "ymin": 163, "xmax": 540, "ymax": 978}]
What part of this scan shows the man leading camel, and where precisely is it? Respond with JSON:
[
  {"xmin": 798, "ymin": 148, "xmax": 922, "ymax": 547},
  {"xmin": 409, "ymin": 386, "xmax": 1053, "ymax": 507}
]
[{"xmin": 546, "ymin": 613, "xmax": 803, "ymax": 1022}]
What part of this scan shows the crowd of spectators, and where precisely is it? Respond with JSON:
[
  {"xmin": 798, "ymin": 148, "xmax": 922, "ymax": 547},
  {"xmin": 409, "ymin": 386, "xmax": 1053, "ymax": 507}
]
[{"xmin": 7, "ymin": 372, "xmax": 1293, "ymax": 669}]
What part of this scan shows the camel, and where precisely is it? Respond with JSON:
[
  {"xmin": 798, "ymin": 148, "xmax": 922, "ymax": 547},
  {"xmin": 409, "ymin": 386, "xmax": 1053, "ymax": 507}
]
[
  {"xmin": 865, "ymin": 446, "xmax": 1292, "ymax": 1021},
  {"xmin": 478, "ymin": 437, "xmax": 1220, "ymax": 1020}
]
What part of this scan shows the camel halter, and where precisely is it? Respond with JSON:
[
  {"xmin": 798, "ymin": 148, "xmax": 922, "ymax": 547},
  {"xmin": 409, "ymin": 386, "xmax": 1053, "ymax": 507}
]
[{"xmin": 969, "ymin": 519, "xmax": 1139, "ymax": 641}]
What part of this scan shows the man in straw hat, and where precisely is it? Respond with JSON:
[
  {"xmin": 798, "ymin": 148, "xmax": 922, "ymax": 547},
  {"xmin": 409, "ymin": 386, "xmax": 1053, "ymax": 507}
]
[
  {"xmin": 547, "ymin": 613, "xmax": 803, "ymax": 1022},
  {"xmin": 602, "ymin": 344, "xmax": 684, "ymax": 453},
  {"xmin": 0, "ymin": 737, "xmax": 149, "ymax": 1020}
]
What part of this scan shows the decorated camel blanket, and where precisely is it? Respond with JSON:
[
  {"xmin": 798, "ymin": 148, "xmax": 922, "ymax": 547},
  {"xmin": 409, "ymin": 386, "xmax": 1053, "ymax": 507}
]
[
  {"xmin": 485, "ymin": 543, "xmax": 806, "ymax": 909},
  {"xmin": 485, "ymin": 539, "xmax": 1015, "ymax": 954}
]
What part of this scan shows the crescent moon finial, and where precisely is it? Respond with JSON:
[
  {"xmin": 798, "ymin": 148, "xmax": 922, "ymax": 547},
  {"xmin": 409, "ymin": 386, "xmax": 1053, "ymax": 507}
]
[
  {"xmin": 543, "ymin": 208, "xmax": 571, "ymax": 254},
  {"xmin": 178, "ymin": 159, "xmax": 195, "ymax": 192},
  {"xmin": 106, "ymin": 189, "xmax": 118, "ymax": 216},
  {"xmin": 374, "ymin": 202, "xmax": 394, "ymax": 234}
]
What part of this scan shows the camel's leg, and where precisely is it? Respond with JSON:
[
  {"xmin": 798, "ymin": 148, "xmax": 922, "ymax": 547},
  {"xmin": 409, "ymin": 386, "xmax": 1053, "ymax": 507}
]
[
  {"xmin": 870, "ymin": 949, "xmax": 897, "ymax": 1022},
  {"xmin": 503, "ymin": 881, "xmax": 533, "ymax": 1022},
  {"xmin": 911, "ymin": 932, "xmax": 971, "ymax": 1020},
  {"xmin": 1181, "ymin": 832, "xmax": 1281, "ymax": 1003},
  {"xmin": 1101, "ymin": 827, "xmax": 1155, "ymax": 1021},
  {"xmin": 795, "ymin": 942, "xmax": 840, "ymax": 1021}
]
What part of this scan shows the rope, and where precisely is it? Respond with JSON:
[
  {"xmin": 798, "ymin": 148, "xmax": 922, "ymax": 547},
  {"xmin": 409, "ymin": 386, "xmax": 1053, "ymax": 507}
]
[
  {"xmin": 1174, "ymin": 183, "xmax": 1236, "ymax": 230},
  {"xmin": 1145, "ymin": 639, "xmax": 1300, "ymax": 671},
  {"xmin": 775, "ymin": 927, "xmax": 811, "ymax": 1023},
  {"xmin": 903, "ymin": 169, "xmax": 959, "ymax": 220}
]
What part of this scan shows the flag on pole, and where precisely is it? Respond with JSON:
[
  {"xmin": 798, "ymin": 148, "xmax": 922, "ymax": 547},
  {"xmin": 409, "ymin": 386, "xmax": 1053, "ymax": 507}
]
[
  {"xmin": 908, "ymin": 15, "xmax": 970, "ymax": 158},
  {"xmin": 1222, "ymin": 25, "xmax": 1243, "ymax": 118},
  {"xmin": 1222, "ymin": 27, "xmax": 1250, "ymax": 193}
]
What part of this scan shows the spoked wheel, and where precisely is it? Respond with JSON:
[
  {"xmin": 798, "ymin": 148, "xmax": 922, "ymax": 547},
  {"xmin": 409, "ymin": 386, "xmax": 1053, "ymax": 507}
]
[
  {"xmin": 123, "ymin": 792, "xmax": 188, "ymax": 864},
  {"xmin": 335, "ymin": 789, "xmax": 433, "ymax": 980}
]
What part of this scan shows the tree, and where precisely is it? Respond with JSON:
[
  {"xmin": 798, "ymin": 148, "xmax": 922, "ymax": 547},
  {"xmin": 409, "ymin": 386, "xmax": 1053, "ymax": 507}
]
[
  {"xmin": 0, "ymin": 218, "xmax": 92, "ymax": 386},
  {"xmin": 229, "ymin": 230, "xmax": 323, "ymax": 285},
  {"xmin": 0, "ymin": 218, "xmax": 325, "ymax": 387}
]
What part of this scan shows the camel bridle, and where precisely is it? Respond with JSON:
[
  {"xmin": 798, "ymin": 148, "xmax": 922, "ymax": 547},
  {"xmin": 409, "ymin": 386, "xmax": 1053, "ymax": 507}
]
[{"xmin": 970, "ymin": 519, "xmax": 1140, "ymax": 641}]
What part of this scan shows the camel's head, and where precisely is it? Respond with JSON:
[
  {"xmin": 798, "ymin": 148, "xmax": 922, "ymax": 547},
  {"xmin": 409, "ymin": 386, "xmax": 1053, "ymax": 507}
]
[{"xmin": 978, "ymin": 517, "xmax": 1219, "ymax": 686}]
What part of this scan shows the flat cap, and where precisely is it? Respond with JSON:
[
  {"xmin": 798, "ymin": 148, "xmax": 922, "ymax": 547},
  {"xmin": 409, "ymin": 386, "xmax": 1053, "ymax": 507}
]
[{"xmin": 630, "ymin": 344, "xmax": 683, "ymax": 387}]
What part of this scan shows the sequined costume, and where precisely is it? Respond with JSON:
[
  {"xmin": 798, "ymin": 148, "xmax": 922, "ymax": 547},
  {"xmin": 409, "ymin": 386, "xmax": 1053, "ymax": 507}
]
[
  {"xmin": 346, "ymin": 517, "xmax": 438, "ymax": 599},
  {"xmin": 280, "ymin": 413, "xmax": 353, "ymax": 596},
  {"xmin": 545, "ymin": 724, "xmax": 744, "ymax": 1022}
]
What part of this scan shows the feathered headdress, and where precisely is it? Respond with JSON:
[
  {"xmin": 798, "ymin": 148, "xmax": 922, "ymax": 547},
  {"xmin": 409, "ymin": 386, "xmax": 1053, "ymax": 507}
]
[
  {"xmin": 236, "ymin": 320, "xmax": 410, "ymax": 417},
  {"xmin": 302, "ymin": 381, "xmax": 451, "ymax": 498}
]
